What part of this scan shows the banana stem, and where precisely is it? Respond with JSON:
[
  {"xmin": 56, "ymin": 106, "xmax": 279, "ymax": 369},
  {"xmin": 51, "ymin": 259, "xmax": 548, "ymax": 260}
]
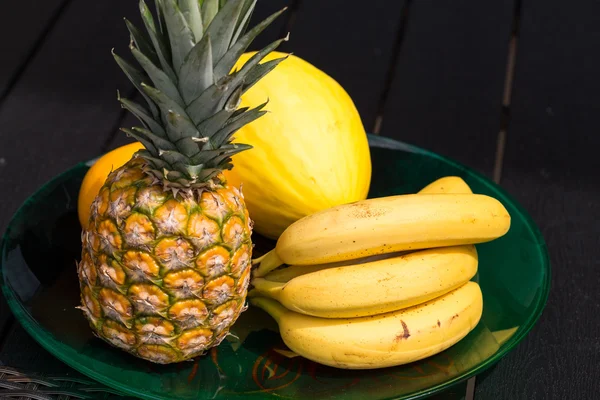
[
  {"xmin": 248, "ymin": 296, "xmax": 286, "ymax": 324},
  {"xmin": 250, "ymin": 277, "xmax": 284, "ymax": 300},
  {"xmin": 252, "ymin": 250, "xmax": 284, "ymax": 277}
]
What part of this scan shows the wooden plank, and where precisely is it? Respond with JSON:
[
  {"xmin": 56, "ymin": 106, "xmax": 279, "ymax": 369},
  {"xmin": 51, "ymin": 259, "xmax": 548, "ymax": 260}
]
[
  {"xmin": 277, "ymin": 0, "xmax": 406, "ymax": 132},
  {"xmin": 107, "ymin": 0, "xmax": 294, "ymax": 151},
  {"xmin": 0, "ymin": 0, "xmax": 67, "ymax": 99},
  {"xmin": 0, "ymin": 0, "xmax": 68, "ymax": 357},
  {"xmin": 0, "ymin": 0, "xmax": 139, "ymax": 234},
  {"xmin": 0, "ymin": 0, "xmax": 139, "ymax": 362},
  {"xmin": 380, "ymin": 0, "xmax": 514, "ymax": 177},
  {"xmin": 475, "ymin": 0, "xmax": 600, "ymax": 397}
]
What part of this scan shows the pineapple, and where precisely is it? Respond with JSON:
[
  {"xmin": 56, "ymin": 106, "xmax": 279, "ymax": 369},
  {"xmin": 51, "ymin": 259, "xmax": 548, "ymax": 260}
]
[{"xmin": 77, "ymin": 0, "xmax": 287, "ymax": 364}]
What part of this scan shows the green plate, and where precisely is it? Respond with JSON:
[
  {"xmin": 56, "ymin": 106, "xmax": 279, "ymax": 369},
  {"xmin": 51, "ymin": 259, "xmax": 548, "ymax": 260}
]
[{"xmin": 0, "ymin": 135, "xmax": 550, "ymax": 399}]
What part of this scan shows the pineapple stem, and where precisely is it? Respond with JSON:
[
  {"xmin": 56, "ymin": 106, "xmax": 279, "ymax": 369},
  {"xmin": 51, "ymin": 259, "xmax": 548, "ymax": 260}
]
[{"xmin": 252, "ymin": 250, "xmax": 284, "ymax": 277}]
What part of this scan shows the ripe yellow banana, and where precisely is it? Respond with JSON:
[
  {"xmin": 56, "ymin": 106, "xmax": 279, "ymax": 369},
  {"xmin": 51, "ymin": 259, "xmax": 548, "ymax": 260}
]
[
  {"xmin": 251, "ymin": 245, "xmax": 478, "ymax": 318},
  {"xmin": 261, "ymin": 251, "xmax": 410, "ymax": 283},
  {"xmin": 254, "ymin": 177, "xmax": 474, "ymax": 282},
  {"xmin": 418, "ymin": 176, "xmax": 473, "ymax": 194},
  {"xmin": 249, "ymin": 281, "xmax": 483, "ymax": 369},
  {"xmin": 253, "ymin": 193, "xmax": 510, "ymax": 277}
]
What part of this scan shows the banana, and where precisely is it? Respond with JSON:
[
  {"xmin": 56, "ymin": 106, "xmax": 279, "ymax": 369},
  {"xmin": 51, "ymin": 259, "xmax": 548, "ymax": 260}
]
[
  {"xmin": 261, "ymin": 176, "xmax": 475, "ymax": 284},
  {"xmin": 418, "ymin": 176, "xmax": 473, "ymax": 194},
  {"xmin": 253, "ymin": 193, "xmax": 510, "ymax": 277},
  {"xmin": 251, "ymin": 244, "xmax": 478, "ymax": 318},
  {"xmin": 261, "ymin": 251, "xmax": 411, "ymax": 283},
  {"xmin": 249, "ymin": 281, "xmax": 483, "ymax": 369}
]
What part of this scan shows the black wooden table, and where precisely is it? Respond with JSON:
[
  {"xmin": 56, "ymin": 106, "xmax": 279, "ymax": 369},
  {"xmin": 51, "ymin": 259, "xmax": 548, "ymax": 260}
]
[{"xmin": 0, "ymin": 1, "xmax": 598, "ymax": 399}]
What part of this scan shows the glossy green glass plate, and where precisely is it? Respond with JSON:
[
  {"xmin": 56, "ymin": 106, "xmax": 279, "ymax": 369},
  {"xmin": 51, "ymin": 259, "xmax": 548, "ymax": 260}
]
[{"xmin": 0, "ymin": 135, "xmax": 550, "ymax": 400}]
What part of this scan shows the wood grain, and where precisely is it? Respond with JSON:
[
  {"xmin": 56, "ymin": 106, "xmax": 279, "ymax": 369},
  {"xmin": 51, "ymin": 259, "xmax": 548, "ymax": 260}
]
[
  {"xmin": 0, "ymin": 0, "xmax": 68, "ymax": 344},
  {"xmin": 0, "ymin": 0, "xmax": 67, "ymax": 99},
  {"xmin": 0, "ymin": 0, "xmax": 68, "ymax": 349},
  {"xmin": 0, "ymin": 0, "xmax": 138, "ymax": 351},
  {"xmin": 380, "ymin": 0, "xmax": 514, "ymax": 177},
  {"xmin": 278, "ymin": 0, "xmax": 406, "ymax": 132},
  {"xmin": 0, "ymin": 0, "xmax": 139, "ymax": 234},
  {"xmin": 475, "ymin": 0, "xmax": 600, "ymax": 398}
]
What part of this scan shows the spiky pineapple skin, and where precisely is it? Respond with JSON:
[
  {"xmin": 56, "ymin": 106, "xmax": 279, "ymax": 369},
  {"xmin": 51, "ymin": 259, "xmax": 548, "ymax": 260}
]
[{"xmin": 78, "ymin": 156, "xmax": 253, "ymax": 364}]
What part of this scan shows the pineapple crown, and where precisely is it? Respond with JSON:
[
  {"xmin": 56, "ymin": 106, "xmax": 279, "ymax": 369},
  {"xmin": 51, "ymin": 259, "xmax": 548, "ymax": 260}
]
[{"xmin": 113, "ymin": 0, "xmax": 288, "ymax": 189}]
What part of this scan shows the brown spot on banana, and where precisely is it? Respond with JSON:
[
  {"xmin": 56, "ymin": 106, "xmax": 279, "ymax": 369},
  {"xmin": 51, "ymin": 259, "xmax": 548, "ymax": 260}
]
[
  {"xmin": 349, "ymin": 203, "xmax": 389, "ymax": 219},
  {"xmin": 395, "ymin": 320, "xmax": 411, "ymax": 342}
]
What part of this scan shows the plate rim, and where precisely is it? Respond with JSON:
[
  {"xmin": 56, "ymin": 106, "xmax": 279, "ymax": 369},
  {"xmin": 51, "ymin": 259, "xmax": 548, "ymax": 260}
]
[{"xmin": 0, "ymin": 135, "xmax": 551, "ymax": 400}]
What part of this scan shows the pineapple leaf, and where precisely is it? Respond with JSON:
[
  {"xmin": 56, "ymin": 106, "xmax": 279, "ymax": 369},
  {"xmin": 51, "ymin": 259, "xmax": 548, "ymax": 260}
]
[
  {"xmin": 132, "ymin": 126, "xmax": 178, "ymax": 151},
  {"xmin": 125, "ymin": 18, "xmax": 160, "ymax": 66},
  {"xmin": 131, "ymin": 45, "xmax": 185, "ymax": 107},
  {"xmin": 230, "ymin": 0, "xmax": 257, "ymax": 47},
  {"xmin": 178, "ymin": 34, "xmax": 213, "ymax": 104},
  {"xmin": 214, "ymin": 6, "xmax": 286, "ymax": 81},
  {"xmin": 197, "ymin": 168, "xmax": 221, "ymax": 181},
  {"xmin": 212, "ymin": 103, "xmax": 267, "ymax": 146},
  {"xmin": 136, "ymin": 150, "xmax": 169, "ymax": 168},
  {"xmin": 235, "ymin": 35, "xmax": 288, "ymax": 77},
  {"xmin": 112, "ymin": 50, "xmax": 160, "ymax": 118},
  {"xmin": 165, "ymin": 170, "xmax": 185, "ymax": 180},
  {"xmin": 225, "ymin": 84, "xmax": 243, "ymax": 110},
  {"xmin": 183, "ymin": 164, "xmax": 205, "ymax": 179},
  {"xmin": 226, "ymin": 99, "xmax": 267, "ymax": 126},
  {"xmin": 154, "ymin": 0, "xmax": 167, "ymax": 33},
  {"xmin": 141, "ymin": 83, "xmax": 199, "ymax": 144},
  {"xmin": 205, "ymin": 0, "xmax": 245, "ymax": 64},
  {"xmin": 170, "ymin": 162, "xmax": 205, "ymax": 180},
  {"xmin": 178, "ymin": 0, "xmax": 203, "ymax": 42},
  {"xmin": 120, "ymin": 128, "xmax": 159, "ymax": 155},
  {"xmin": 141, "ymin": 154, "xmax": 171, "ymax": 171},
  {"xmin": 176, "ymin": 136, "xmax": 202, "ymax": 157},
  {"xmin": 227, "ymin": 36, "xmax": 288, "ymax": 94},
  {"xmin": 140, "ymin": 0, "xmax": 177, "ymax": 82},
  {"xmin": 242, "ymin": 55, "xmax": 288, "ymax": 93},
  {"xmin": 231, "ymin": 106, "xmax": 249, "ymax": 118},
  {"xmin": 201, "ymin": 0, "xmax": 219, "ymax": 30},
  {"xmin": 158, "ymin": 149, "xmax": 191, "ymax": 165},
  {"xmin": 118, "ymin": 95, "xmax": 166, "ymax": 137},
  {"xmin": 207, "ymin": 155, "xmax": 231, "ymax": 168},
  {"xmin": 205, "ymin": 144, "xmax": 252, "ymax": 166},
  {"xmin": 162, "ymin": 0, "xmax": 195, "ymax": 72},
  {"xmin": 185, "ymin": 75, "xmax": 234, "ymax": 125},
  {"xmin": 166, "ymin": 110, "xmax": 201, "ymax": 142},
  {"xmin": 190, "ymin": 148, "xmax": 225, "ymax": 164},
  {"xmin": 197, "ymin": 108, "xmax": 233, "ymax": 137}
]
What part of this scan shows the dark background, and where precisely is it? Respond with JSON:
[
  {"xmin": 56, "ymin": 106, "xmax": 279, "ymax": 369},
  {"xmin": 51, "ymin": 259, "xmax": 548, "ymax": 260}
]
[{"xmin": 0, "ymin": 0, "xmax": 598, "ymax": 399}]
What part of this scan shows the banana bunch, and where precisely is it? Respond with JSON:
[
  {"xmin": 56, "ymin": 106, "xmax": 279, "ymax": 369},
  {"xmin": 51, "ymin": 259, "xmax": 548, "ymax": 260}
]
[{"xmin": 249, "ymin": 176, "xmax": 511, "ymax": 370}]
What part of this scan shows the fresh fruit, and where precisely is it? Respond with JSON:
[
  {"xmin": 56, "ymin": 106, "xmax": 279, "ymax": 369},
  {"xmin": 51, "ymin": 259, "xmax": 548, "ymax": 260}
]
[
  {"xmin": 77, "ymin": 51, "xmax": 373, "ymax": 240},
  {"xmin": 77, "ymin": 0, "xmax": 287, "ymax": 364},
  {"xmin": 253, "ymin": 193, "xmax": 511, "ymax": 277},
  {"xmin": 78, "ymin": 142, "xmax": 144, "ymax": 229},
  {"xmin": 256, "ymin": 253, "xmax": 397, "ymax": 283},
  {"xmin": 251, "ymin": 244, "xmax": 478, "ymax": 318},
  {"xmin": 249, "ymin": 281, "xmax": 483, "ymax": 369},
  {"xmin": 418, "ymin": 176, "xmax": 473, "ymax": 194},
  {"xmin": 259, "ymin": 176, "xmax": 475, "ymax": 284},
  {"xmin": 221, "ymin": 51, "xmax": 372, "ymax": 239}
]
